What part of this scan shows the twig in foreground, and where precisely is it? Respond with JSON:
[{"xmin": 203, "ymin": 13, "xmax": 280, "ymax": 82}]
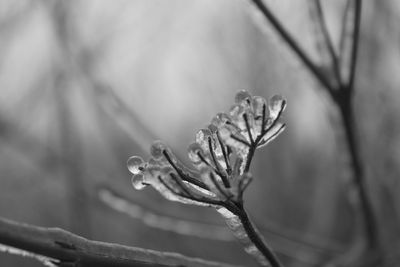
[{"xmin": 0, "ymin": 217, "xmax": 240, "ymax": 267}]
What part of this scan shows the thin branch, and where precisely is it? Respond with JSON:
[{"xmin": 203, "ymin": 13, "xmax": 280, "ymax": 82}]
[
  {"xmin": 312, "ymin": 0, "xmax": 343, "ymax": 87},
  {"xmin": 338, "ymin": 0, "xmax": 352, "ymax": 63},
  {"xmin": 339, "ymin": 99, "xmax": 379, "ymax": 250},
  {"xmin": 0, "ymin": 217, "xmax": 240, "ymax": 267},
  {"xmin": 347, "ymin": 0, "xmax": 362, "ymax": 92},
  {"xmin": 250, "ymin": 0, "xmax": 336, "ymax": 95}
]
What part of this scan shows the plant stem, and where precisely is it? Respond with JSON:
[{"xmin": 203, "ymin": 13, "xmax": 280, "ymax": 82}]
[
  {"xmin": 237, "ymin": 208, "xmax": 283, "ymax": 267},
  {"xmin": 313, "ymin": 0, "xmax": 343, "ymax": 87},
  {"xmin": 348, "ymin": 0, "xmax": 362, "ymax": 92},
  {"xmin": 338, "ymin": 95, "xmax": 379, "ymax": 250}
]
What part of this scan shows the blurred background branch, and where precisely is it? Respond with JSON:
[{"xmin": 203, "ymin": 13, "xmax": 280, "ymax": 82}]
[{"xmin": 0, "ymin": 0, "xmax": 400, "ymax": 266}]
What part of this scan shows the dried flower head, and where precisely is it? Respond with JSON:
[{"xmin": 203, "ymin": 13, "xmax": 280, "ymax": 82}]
[{"xmin": 127, "ymin": 90, "xmax": 286, "ymax": 207}]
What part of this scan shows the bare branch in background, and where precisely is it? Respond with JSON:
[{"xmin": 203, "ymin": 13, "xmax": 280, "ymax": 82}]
[
  {"xmin": 249, "ymin": 0, "xmax": 336, "ymax": 95},
  {"xmin": 338, "ymin": 0, "xmax": 354, "ymax": 83},
  {"xmin": 0, "ymin": 217, "xmax": 239, "ymax": 267},
  {"xmin": 307, "ymin": 0, "xmax": 342, "ymax": 88}
]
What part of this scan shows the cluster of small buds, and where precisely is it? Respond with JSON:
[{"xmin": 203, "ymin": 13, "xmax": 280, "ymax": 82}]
[{"xmin": 127, "ymin": 90, "xmax": 286, "ymax": 208}]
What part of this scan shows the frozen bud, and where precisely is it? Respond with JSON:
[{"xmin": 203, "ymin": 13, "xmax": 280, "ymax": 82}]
[
  {"xmin": 150, "ymin": 140, "xmax": 167, "ymax": 159},
  {"xmin": 219, "ymin": 126, "xmax": 231, "ymax": 141},
  {"xmin": 131, "ymin": 173, "xmax": 146, "ymax": 190},
  {"xmin": 235, "ymin": 90, "xmax": 252, "ymax": 105},
  {"xmin": 268, "ymin": 95, "xmax": 286, "ymax": 119},
  {"xmin": 127, "ymin": 156, "xmax": 144, "ymax": 174},
  {"xmin": 212, "ymin": 112, "xmax": 231, "ymax": 127},
  {"xmin": 188, "ymin": 142, "xmax": 204, "ymax": 164},
  {"xmin": 195, "ymin": 128, "xmax": 212, "ymax": 150},
  {"xmin": 208, "ymin": 124, "xmax": 218, "ymax": 134},
  {"xmin": 229, "ymin": 104, "xmax": 245, "ymax": 119},
  {"xmin": 252, "ymin": 96, "xmax": 267, "ymax": 118}
]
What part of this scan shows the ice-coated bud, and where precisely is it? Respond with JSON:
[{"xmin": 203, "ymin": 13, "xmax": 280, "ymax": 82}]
[
  {"xmin": 127, "ymin": 156, "xmax": 144, "ymax": 174},
  {"xmin": 229, "ymin": 104, "xmax": 245, "ymax": 119},
  {"xmin": 131, "ymin": 173, "xmax": 146, "ymax": 190},
  {"xmin": 150, "ymin": 140, "xmax": 167, "ymax": 159},
  {"xmin": 211, "ymin": 113, "xmax": 231, "ymax": 128},
  {"xmin": 235, "ymin": 90, "xmax": 252, "ymax": 104},
  {"xmin": 218, "ymin": 126, "xmax": 231, "ymax": 142},
  {"xmin": 195, "ymin": 128, "xmax": 212, "ymax": 150},
  {"xmin": 252, "ymin": 96, "xmax": 267, "ymax": 117},
  {"xmin": 268, "ymin": 95, "xmax": 286, "ymax": 119},
  {"xmin": 188, "ymin": 142, "xmax": 204, "ymax": 164},
  {"xmin": 208, "ymin": 124, "xmax": 218, "ymax": 134}
]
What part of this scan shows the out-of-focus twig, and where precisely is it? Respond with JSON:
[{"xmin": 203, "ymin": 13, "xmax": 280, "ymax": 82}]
[
  {"xmin": 308, "ymin": 0, "xmax": 342, "ymax": 87},
  {"xmin": 99, "ymin": 186, "xmax": 344, "ymax": 266},
  {"xmin": 0, "ymin": 216, "xmax": 240, "ymax": 267},
  {"xmin": 249, "ymin": 0, "xmax": 336, "ymax": 95},
  {"xmin": 98, "ymin": 187, "xmax": 234, "ymax": 242},
  {"xmin": 347, "ymin": 0, "xmax": 361, "ymax": 93}
]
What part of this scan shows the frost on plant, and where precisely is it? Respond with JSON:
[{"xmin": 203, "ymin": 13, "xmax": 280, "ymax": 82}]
[{"xmin": 127, "ymin": 90, "xmax": 286, "ymax": 266}]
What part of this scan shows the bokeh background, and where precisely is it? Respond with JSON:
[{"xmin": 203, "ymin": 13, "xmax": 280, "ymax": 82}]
[{"xmin": 1, "ymin": 1, "xmax": 400, "ymax": 266}]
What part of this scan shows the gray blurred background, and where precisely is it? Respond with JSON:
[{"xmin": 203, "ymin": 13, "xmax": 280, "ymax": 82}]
[{"xmin": 0, "ymin": 1, "xmax": 400, "ymax": 266}]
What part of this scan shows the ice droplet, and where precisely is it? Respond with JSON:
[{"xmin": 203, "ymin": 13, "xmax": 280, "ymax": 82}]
[
  {"xmin": 188, "ymin": 143, "xmax": 203, "ymax": 165},
  {"xmin": 235, "ymin": 90, "xmax": 252, "ymax": 105},
  {"xmin": 131, "ymin": 173, "xmax": 146, "ymax": 190},
  {"xmin": 150, "ymin": 140, "xmax": 166, "ymax": 159},
  {"xmin": 269, "ymin": 95, "xmax": 286, "ymax": 120},
  {"xmin": 127, "ymin": 156, "xmax": 144, "ymax": 174}
]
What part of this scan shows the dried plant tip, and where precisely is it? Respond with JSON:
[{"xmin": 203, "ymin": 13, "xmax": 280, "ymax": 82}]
[
  {"xmin": 127, "ymin": 156, "xmax": 144, "ymax": 174},
  {"xmin": 150, "ymin": 140, "xmax": 167, "ymax": 159}
]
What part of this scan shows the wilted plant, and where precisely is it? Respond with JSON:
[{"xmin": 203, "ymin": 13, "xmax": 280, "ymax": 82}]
[{"xmin": 127, "ymin": 90, "xmax": 286, "ymax": 267}]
